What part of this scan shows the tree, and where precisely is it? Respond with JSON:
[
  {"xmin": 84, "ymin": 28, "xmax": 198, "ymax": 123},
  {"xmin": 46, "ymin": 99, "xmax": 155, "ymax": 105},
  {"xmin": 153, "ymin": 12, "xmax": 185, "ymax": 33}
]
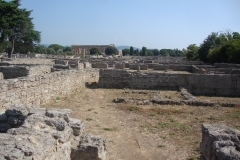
[
  {"xmin": 141, "ymin": 46, "xmax": 147, "ymax": 56},
  {"xmin": 34, "ymin": 44, "xmax": 47, "ymax": 54},
  {"xmin": 196, "ymin": 31, "xmax": 240, "ymax": 63},
  {"xmin": 122, "ymin": 48, "xmax": 130, "ymax": 56},
  {"xmin": 153, "ymin": 49, "xmax": 159, "ymax": 56},
  {"xmin": 226, "ymin": 32, "xmax": 240, "ymax": 63},
  {"xmin": 147, "ymin": 50, "xmax": 153, "ymax": 56},
  {"xmin": 134, "ymin": 49, "xmax": 139, "ymax": 56},
  {"xmin": 105, "ymin": 46, "xmax": 118, "ymax": 55},
  {"xmin": 90, "ymin": 47, "xmax": 101, "ymax": 55},
  {"xmin": 63, "ymin": 46, "xmax": 72, "ymax": 52},
  {"xmin": 47, "ymin": 48, "xmax": 55, "ymax": 54},
  {"xmin": 130, "ymin": 46, "xmax": 134, "ymax": 56},
  {"xmin": 48, "ymin": 44, "xmax": 64, "ymax": 53},
  {"xmin": 0, "ymin": 0, "xmax": 40, "ymax": 58},
  {"xmin": 186, "ymin": 44, "xmax": 199, "ymax": 60}
]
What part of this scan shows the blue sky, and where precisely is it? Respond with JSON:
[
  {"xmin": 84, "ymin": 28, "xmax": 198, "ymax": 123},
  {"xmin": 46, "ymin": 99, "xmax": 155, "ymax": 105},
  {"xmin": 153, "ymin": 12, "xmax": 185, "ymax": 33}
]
[{"xmin": 19, "ymin": 0, "xmax": 240, "ymax": 50}]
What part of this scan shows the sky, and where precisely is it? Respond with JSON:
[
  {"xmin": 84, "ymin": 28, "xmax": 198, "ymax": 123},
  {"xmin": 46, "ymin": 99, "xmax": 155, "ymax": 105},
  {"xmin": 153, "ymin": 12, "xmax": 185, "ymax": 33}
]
[{"xmin": 19, "ymin": 0, "xmax": 240, "ymax": 50}]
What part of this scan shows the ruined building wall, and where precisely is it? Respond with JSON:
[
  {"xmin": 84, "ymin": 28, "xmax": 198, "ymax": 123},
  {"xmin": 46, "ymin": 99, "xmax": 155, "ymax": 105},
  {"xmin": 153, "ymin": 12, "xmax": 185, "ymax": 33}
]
[
  {"xmin": 97, "ymin": 69, "xmax": 240, "ymax": 96},
  {"xmin": 0, "ymin": 69, "xmax": 99, "ymax": 109},
  {"xmin": 71, "ymin": 44, "xmax": 115, "ymax": 55},
  {"xmin": 0, "ymin": 65, "xmax": 52, "ymax": 79}
]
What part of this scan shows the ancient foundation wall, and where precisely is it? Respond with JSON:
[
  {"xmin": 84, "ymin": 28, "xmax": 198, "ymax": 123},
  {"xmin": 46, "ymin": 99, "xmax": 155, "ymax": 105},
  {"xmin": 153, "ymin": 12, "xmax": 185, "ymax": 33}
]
[
  {"xmin": 0, "ymin": 69, "xmax": 99, "ymax": 109},
  {"xmin": 92, "ymin": 63, "xmax": 108, "ymax": 68},
  {"xmin": 129, "ymin": 64, "xmax": 148, "ymax": 70},
  {"xmin": 200, "ymin": 124, "xmax": 240, "ymax": 160},
  {"xmin": 115, "ymin": 63, "xmax": 125, "ymax": 69},
  {"xmin": 0, "ymin": 65, "xmax": 52, "ymax": 79},
  {"xmin": 214, "ymin": 63, "xmax": 240, "ymax": 69},
  {"xmin": 3, "ymin": 58, "xmax": 55, "ymax": 65},
  {"xmin": 97, "ymin": 69, "xmax": 240, "ymax": 96},
  {"xmin": 153, "ymin": 64, "xmax": 169, "ymax": 70}
]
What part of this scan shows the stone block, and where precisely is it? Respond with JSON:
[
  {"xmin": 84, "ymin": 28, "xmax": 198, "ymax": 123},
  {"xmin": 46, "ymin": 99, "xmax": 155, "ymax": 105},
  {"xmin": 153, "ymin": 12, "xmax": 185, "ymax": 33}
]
[{"xmin": 200, "ymin": 124, "xmax": 240, "ymax": 160}]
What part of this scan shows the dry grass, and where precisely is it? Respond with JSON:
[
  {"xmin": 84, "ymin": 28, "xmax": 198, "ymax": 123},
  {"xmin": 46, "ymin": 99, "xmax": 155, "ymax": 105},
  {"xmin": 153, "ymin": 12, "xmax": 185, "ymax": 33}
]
[{"xmin": 44, "ymin": 88, "xmax": 240, "ymax": 160}]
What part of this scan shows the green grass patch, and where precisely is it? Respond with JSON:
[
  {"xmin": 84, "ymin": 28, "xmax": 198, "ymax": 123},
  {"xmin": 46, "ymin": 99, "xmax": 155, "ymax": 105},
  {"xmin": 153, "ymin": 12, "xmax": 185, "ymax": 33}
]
[
  {"xmin": 157, "ymin": 144, "xmax": 166, "ymax": 148},
  {"xmin": 103, "ymin": 127, "xmax": 117, "ymax": 131},
  {"xmin": 150, "ymin": 112, "xmax": 157, "ymax": 116},
  {"xmin": 86, "ymin": 118, "xmax": 93, "ymax": 121}
]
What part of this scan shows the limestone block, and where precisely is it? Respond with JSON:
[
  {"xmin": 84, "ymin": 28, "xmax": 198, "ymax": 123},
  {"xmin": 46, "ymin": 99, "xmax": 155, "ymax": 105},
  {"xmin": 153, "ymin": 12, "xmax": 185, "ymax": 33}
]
[
  {"xmin": 0, "ymin": 105, "xmax": 108, "ymax": 160},
  {"xmin": 71, "ymin": 133, "xmax": 108, "ymax": 160},
  {"xmin": 200, "ymin": 124, "xmax": 240, "ymax": 160}
]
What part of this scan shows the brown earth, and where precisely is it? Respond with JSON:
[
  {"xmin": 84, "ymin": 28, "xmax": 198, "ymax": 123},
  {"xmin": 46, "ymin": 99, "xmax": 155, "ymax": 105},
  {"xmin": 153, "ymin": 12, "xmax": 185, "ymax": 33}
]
[{"xmin": 43, "ymin": 88, "xmax": 240, "ymax": 160}]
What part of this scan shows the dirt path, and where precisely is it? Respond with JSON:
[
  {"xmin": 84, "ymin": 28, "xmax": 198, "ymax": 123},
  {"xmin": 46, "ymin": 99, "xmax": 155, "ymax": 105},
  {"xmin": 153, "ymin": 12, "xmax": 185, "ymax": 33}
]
[
  {"xmin": 44, "ymin": 88, "xmax": 240, "ymax": 160},
  {"xmin": 45, "ymin": 88, "xmax": 187, "ymax": 160}
]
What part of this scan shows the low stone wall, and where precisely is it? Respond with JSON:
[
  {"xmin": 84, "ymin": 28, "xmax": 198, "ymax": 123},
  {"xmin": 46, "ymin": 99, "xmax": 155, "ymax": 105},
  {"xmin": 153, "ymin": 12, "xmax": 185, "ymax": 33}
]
[
  {"xmin": 129, "ymin": 64, "xmax": 148, "ymax": 70},
  {"xmin": 171, "ymin": 65, "xmax": 192, "ymax": 72},
  {"xmin": 145, "ymin": 63, "xmax": 158, "ymax": 69},
  {"xmin": 55, "ymin": 59, "xmax": 68, "ymax": 65},
  {"xmin": 0, "ymin": 104, "xmax": 108, "ymax": 160},
  {"xmin": 0, "ymin": 69, "xmax": 99, "ymax": 109},
  {"xmin": 92, "ymin": 63, "xmax": 108, "ymax": 68},
  {"xmin": 0, "ymin": 65, "xmax": 52, "ymax": 79},
  {"xmin": 200, "ymin": 124, "xmax": 240, "ymax": 160},
  {"xmin": 115, "ymin": 63, "xmax": 125, "ymax": 69},
  {"xmin": 0, "ymin": 66, "xmax": 29, "ymax": 79},
  {"xmin": 96, "ymin": 69, "xmax": 240, "ymax": 96},
  {"xmin": 191, "ymin": 65, "xmax": 206, "ymax": 74},
  {"xmin": 153, "ymin": 64, "xmax": 169, "ymax": 70},
  {"xmin": 3, "ymin": 58, "xmax": 55, "ymax": 65},
  {"xmin": 214, "ymin": 63, "xmax": 240, "ymax": 69}
]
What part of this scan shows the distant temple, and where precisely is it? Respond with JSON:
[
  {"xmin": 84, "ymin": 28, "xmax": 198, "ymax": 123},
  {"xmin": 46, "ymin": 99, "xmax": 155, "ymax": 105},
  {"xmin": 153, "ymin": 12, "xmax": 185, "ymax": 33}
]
[{"xmin": 71, "ymin": 44, "xmax": 115, "ymax": 55}]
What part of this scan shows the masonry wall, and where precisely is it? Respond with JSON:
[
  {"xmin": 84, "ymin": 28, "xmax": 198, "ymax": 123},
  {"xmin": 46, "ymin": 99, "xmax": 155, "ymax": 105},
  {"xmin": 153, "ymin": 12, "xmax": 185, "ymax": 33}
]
[
  {"xmin": 4, "ymin": 58, "xmax": 55, "ymax": 65},
  {"xmin": 129, "ymin": 64, "xmax": 148, "ymax": 70},
  {"xmin": 97, "ymin": 69, "xmax": 240, "ymax": 96},
  {"xmin": 0, "ymin": 69, "xmax": 99, "ymax": 109},
  {"xmin": 0, "ymin": 65, "xmax": 52, "ymax": 79},
  {"xmin": 92, "ymin": 63, "xmax": 108, "ymax": 68},
  {"xmin": 0, "ymin": 66, "xmax": 29, "ymax": 79}
]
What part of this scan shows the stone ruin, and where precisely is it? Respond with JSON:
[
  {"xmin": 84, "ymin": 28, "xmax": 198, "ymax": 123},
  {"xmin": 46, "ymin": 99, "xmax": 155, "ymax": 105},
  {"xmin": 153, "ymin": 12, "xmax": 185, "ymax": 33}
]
[
  {"xmin": 200, "ymin": 124, "xmax": 240, "ymax": 160},
  {"xmin": 0, "ymin": 54, "xmax": 240, "ymax": 159},
  {"xmin": 113, "ymin": 88, "xmax": 237, "ymax": 107},
  {"xmin": 0, "ymin": 104, "xmax": 107, "ymax": 160}
]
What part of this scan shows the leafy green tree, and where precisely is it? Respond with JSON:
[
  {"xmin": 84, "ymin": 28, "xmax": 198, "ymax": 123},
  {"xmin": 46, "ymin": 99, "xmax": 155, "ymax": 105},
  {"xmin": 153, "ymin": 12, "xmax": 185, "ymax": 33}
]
[
  {"xmin": 47, "ymin": 48, "xmax": 56, "ymax": 54},
  {"xmin": 141, "ymin": 46, "xmax": 147, "ymax": 56},
  {"xmin": 130, "ymin": 46, "xmax": 134, "ymax": 56},
  {"xmin": 197, "ymin": 31, "xmax": 240, "ymax": 63},
  {"xmin": 63, "ymin": 46, "xmax": 72, "ymax": 52},
  {"xmin": 0, "ymin": 0, "xmax": 40, "ymax": 57},
  {"xmin": 122, "ymin": 48, "xmax": 130, "ymax": 56},
  {"xmin": 227, "ymin": 32, "xmax": 240, "ymax": 63},
  {"xmin": 48, "ymin": 44, "xmax": 64, "ymax": 53},
  {"xmin": 153, "ymin": 49, "xmax": 159, "ymax": 56},
  {"xmin": 134, "ymin": 49, "xmax": 139, "ymax": 56},
  {"xmin": 105, "ymin": 46, "xmax": 118, "ymax": 55},
  {"xmin": 34, "ymin": 44, "xmax": 47, "ymax": 54},
  {"xmin": 186, "ymin": 44, "xmax": 199, "ymax": 60},
  {"xmin": 90, "ymin": 47, "xmax": 101, "ymax": 55},
  {"xmin": 147, "ymin": 50, "xmax": 153, "ymax": 56}
]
